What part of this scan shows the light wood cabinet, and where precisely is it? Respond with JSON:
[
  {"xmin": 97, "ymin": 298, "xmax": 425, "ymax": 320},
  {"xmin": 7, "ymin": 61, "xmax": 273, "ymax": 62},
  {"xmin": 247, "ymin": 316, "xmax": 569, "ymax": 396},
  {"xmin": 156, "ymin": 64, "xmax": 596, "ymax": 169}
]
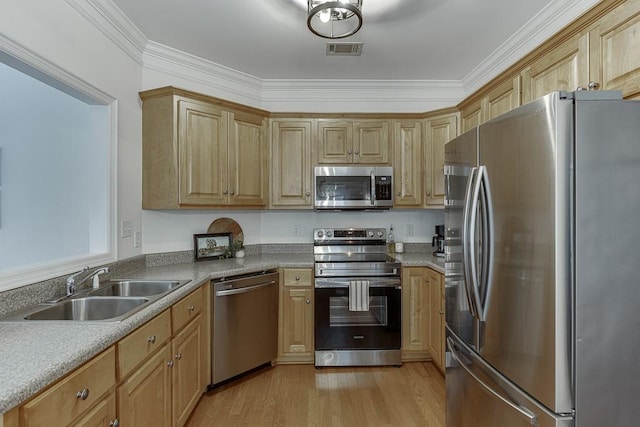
[
  {"xmin": 392, "ymin": 120, "xmax": 423, "ymax": 207},
  {"xmin": 118, "ymin": 342, "xmax": 173, "ymax": 427},
  {"xmin": 3, "ymin": 347, "xmax": 117, "ymax": 427},
  {"xmin": 171, "ymin": 316, "xmax": 204, "ymax": 427},
  {"xmin": 460, "ymin": 97, "xmax": 483, "ymax": 133},
  {"xmin": 270, "ymin": 119, "xmax": 313, "ymax": 208},
  {"xmin": 401, "ymin": 267, "xmax": 430, "ymax": 361},
  {"xmin": 427, "ymin": 268, "xmax": 445, "ymax": 374},
  {"xmin": 141, "ymin": 86, "xmax": 268, "ymax": 209},
  {"xmin": 589, "ymin": 0, "xmax": 640, "ymax": 99},
  {"xmin": 486, "ymin": 75, "xmax": 522, "ymax": 121},
  {"xmin": 424, "ymin": 112, "xmax": 458, "ymax": 207},
  {"xmin": 316, "ymin": 119, "xmax": 390, "ymax": 164},
  {"xmin": 278, "ymin": 268, "xmax": 314, "ymax": 363}
]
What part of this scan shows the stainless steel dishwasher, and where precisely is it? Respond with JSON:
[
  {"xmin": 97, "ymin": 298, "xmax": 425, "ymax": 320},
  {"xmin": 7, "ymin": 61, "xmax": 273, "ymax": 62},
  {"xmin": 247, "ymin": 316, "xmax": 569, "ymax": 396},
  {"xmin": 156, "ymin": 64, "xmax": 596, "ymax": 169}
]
[{"xmin": 211, "ymin": 269, "xmax": 279, "ymax": 386}]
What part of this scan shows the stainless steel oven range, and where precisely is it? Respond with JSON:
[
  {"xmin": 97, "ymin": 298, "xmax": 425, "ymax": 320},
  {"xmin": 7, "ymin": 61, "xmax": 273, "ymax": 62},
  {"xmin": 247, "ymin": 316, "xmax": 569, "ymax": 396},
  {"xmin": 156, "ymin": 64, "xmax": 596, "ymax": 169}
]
[{"xmin": 314, "ymin": 227, "xmax": 402, "ymax": 367}]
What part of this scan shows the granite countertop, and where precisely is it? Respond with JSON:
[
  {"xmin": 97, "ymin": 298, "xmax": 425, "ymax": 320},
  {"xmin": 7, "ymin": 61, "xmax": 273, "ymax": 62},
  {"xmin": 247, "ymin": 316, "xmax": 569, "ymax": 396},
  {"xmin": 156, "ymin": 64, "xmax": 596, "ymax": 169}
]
[{"xmin": 0, "ymin": 252, "xmax": 443, "ymax": 414}]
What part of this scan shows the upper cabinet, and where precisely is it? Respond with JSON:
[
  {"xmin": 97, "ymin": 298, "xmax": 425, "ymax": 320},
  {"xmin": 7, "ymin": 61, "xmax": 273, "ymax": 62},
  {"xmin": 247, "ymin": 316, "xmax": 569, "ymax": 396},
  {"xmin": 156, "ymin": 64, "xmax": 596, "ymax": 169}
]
[
  {"xmin": 270, "ymin": 119, "xmax": 313, "ymax": 208},
  {"xmin": 424, "ymin": 112, "xmax": 458, "ymax": 207},
  {"xmin": 392, "ymin": 120, "xmax": 423, "ymax": 207},
  {"xmin": 589, "ymin": 0, "xmax": 640, "ymax": 99},
  {"xmin": 141, "ymin": 87, "xmax": 268, "ymax": 209},
  {"xmin": 316, "ymin": 119, "xmax": 390, "ymax": 164},
  {"xmin": 522, "ymin": 32, "xmax": 590, "ymax": 103}
]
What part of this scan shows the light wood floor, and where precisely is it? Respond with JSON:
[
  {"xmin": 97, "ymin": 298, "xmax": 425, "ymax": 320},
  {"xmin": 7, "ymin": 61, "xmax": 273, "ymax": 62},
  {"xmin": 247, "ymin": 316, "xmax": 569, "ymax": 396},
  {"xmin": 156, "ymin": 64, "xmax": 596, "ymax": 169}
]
[{"xmin": 187, "ymin": 362, "xmax": 445, "ymax": 427}]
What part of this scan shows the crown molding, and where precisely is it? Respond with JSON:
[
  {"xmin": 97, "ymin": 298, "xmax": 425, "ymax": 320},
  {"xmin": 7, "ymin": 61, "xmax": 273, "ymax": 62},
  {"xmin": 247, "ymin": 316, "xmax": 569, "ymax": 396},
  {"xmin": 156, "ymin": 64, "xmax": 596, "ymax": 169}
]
[
  {"xmin": 461, "ymin": 0, "xmax": 601, "ymax": 96},
  {"xmin": 65, "ymin": 0, "xmax": 147, "ymax": 66}
]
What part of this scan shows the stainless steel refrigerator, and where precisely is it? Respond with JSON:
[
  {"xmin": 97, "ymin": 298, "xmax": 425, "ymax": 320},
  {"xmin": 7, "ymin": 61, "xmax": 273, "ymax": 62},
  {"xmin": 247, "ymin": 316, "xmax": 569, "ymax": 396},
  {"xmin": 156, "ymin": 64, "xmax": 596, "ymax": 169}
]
[{"xmin": 444, "ymin": 90, "xmax": 640, "ymax": 426}]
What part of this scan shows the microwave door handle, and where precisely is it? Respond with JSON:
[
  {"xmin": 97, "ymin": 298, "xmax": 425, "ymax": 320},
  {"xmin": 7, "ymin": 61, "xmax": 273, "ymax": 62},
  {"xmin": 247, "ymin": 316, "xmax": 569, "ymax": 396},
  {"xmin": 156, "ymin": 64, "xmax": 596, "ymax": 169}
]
[{"xmin": 370, "ymin": 171, "xmax": 376, "ymax": 206}]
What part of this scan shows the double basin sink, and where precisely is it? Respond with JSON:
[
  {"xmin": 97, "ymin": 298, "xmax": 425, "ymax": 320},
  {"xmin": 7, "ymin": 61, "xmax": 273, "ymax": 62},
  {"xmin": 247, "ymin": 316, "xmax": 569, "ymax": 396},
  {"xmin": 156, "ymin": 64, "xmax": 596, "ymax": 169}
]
[{"xmin": 3, "ymin": 280, "xmax": 191, "ymax": 322}]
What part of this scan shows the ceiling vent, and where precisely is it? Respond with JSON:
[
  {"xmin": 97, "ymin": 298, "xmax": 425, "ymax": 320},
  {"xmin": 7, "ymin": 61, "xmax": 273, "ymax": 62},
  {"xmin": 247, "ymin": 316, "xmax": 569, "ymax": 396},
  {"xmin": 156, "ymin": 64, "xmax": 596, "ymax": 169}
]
[{"xmin": 326, "ymin": 42, "xmax": 364, "ymax": 56}]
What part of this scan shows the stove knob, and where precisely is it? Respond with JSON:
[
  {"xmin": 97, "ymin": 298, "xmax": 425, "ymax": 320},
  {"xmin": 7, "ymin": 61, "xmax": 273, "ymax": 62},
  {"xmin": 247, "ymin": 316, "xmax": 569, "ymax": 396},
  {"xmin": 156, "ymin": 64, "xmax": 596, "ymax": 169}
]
[
  {"xmin": 368, "ymin": 230, "xmax": 374, "ymax": 238},
  {"xmin": 316, "ymin": 230, "xmax": 324, "ymax": 238},
  {"xmin": 377, "ymin": 231, "xmax": 384, "ymax": 238},
  {"xmin": 326, "ymin": 230, "xmax": 333, "ymax": 238}
]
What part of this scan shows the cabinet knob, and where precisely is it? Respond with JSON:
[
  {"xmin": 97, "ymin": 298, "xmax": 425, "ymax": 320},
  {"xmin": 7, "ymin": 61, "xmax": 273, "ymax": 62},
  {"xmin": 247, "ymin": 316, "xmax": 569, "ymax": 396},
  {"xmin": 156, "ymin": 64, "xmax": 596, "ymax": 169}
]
[
  {"xmin": 295, "ymin": 276, "xmax": 300, "ymax": 281},
  {"xmin": 147, "ymin": 335, "xmax": 157, "ymax": 344},
  {"xmin": 109, "ymin": 419, "xmax": 120, "ymax": 427},
  {"xmin": 167, "ymin": 360, "xmax": 174, "ymax": 367},
  {"xmin": 175, "ymin": 353, "xmax": 182, "ymax": 360},
  {"xmin": 354, "ymin": 149, "xmax": 359, "ymax": 155},
  {"xmin": 76, "ymin": 388, "xmax": 90, "ymax": 400},
  {"xmin": 306, "ymin": 299, "xmax": 311, "ymax": 304},
  {"xmin": 230, "ymin": 190, "xmax": 235, "ymax": 195},
  {"xmin": 426, "ymin": 191, "xmax": 431, "ymax": 196},
  {"xmin": 396, "ymin": 192, "xmax": 401, "ymax": 196},
  {"xmin": 305, "ymin": 191, "xmax": 310, "ymax": 196},
  {"xmin": 223, "ymin": 190, "xmax": 229, "ymax": 195},
  {"xmin": 347, "ymin": 150, "xmax": 352, "ymax": 155},
  {"xmin": 588, "ymin": 81, "xmax": 600, "ymax": 90},
  {"xmin": 188, "ymin": 304, "xmax": 195, "ymax": 312}
]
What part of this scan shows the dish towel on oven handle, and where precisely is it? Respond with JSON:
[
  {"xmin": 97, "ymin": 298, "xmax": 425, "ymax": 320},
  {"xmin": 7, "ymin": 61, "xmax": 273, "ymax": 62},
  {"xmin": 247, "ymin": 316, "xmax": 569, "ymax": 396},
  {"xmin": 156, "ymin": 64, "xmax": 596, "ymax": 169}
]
[{"xmin": 349, "ymin": 280, "xmax": 370, "ymax": 311}]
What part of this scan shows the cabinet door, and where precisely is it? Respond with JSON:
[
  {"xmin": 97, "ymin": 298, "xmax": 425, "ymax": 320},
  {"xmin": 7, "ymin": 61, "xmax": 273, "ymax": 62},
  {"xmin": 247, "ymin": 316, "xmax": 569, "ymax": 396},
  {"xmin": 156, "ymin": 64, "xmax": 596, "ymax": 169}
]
[
  {"xmin": 589, "ymin": 0, "xmax": 640, "ymax": 99},
  {"xmin": 522, "ymin": 32, "xmax": 589, "ymax": 103},
  {"xmin": 460, "ymin": 98, "xmax": 484, "ymax": 133},
  {"xmin": 270, "ymin": 120, "xmax": 313, "ymax": 207},
  {"xmin": 486, "ymin": 75, "xmax": 522, "ymax": 121},
  {"xmin": 425, "ymin": 114, "xmax": 457, "ymax": 207},
  {"xmin": 172, "ymin": 316, "xmax": 203, "ymax": 427},
  {"xmin": 401, "ymin": 268, "xmax": 429, "ymax": 361},
  {"xmin": 73, "ymin": 393, "xmax": 117, "ymax": 427},
  {"xmin": 178, "ymin": 99, "xmax": 228, "ymax": 206},
  {"xmin": 427, "ymin": 269, "xmax": 445, "ymax": 373},
  {"xmin": 393, "ymin": 120, "xmax": 423, "ymax": 207},
  {"xmin": 228, "ymin": 111, "xmax": 268, "ymax": 206},
  {"xmin": 317, "ymin": 120, "xmax": 353, "ymax": 164},
  {"xmin": 118, "ymin": 344, "xmax": 172, "ymax": 427},
  {"xmin": 279, "ymin": 280, "xmax": 314, "ymax": 363},
  {"xmin": 353, "ymin": 120, "xmax": 390, "ymax": 164}
]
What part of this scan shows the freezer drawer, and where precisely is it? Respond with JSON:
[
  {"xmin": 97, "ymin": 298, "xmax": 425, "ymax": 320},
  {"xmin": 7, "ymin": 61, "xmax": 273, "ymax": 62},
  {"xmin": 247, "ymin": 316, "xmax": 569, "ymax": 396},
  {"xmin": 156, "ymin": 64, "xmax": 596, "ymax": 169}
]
[{"xmin": 446, "ymin": 329, "xmax": 573, "ymax": 427}]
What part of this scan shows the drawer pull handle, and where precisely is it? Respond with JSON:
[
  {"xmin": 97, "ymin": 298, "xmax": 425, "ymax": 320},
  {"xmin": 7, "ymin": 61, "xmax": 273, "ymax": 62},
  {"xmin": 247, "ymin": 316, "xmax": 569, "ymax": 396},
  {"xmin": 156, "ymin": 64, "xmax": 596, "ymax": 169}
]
[
  {"xmin": 147, "ymin": 335, "xmax": 157, "ymax": 344},
  {"xmin": 109, "ymin": 418, "xmax": 120, "ymax": 427},
  {"xmin": 167, "ymin": 360, "xmax": 174, "ymax": 367},
  {"xmin": 175, "ymin": 353, "xmax": 182, "ymax": 360},
  {"xmin": 76, "ymin": 388, "xmax": 90, "ymax": 400},
  {"xmin": 188, "ymin": 304, "xmax": 195, "ymax": 311}
]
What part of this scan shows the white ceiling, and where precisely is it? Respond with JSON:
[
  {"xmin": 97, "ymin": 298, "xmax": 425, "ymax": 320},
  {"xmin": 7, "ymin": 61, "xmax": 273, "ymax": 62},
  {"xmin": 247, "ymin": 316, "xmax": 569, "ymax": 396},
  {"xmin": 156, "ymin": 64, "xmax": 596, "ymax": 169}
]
[{"xmin": 110, "ymin": 0, "xmax": 558, "ymax": 81}]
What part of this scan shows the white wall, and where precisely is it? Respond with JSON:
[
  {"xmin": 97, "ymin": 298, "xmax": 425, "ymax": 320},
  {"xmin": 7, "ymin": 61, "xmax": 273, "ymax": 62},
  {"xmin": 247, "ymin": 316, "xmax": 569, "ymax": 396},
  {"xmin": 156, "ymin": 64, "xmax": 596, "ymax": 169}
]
[{"xmin": 142, "ymin": 209, "xmax": 444, "ymax": 253}]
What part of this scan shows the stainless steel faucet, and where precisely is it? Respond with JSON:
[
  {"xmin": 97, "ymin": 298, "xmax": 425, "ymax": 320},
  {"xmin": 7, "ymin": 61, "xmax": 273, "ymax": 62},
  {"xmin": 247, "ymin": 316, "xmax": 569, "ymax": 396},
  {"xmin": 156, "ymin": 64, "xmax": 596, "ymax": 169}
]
[{"xmin": 65, "ymin": 266, "xmax": 111, "ymax": 295}]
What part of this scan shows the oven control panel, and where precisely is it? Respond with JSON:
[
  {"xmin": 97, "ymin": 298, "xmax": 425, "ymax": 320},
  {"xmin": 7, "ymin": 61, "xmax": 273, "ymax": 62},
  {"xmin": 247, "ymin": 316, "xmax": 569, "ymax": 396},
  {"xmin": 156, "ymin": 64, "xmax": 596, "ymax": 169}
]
[{"xmin": 314, "ymin": 228, "xmax": 386, "ymax": 243}]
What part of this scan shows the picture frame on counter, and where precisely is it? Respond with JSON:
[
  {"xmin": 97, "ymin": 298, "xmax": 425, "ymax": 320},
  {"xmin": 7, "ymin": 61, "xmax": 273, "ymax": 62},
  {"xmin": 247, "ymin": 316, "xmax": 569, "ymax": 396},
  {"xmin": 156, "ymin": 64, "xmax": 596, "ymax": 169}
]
[{"xmin": 194, "ymin": 232, "xmax": 233, "ymax": 261}]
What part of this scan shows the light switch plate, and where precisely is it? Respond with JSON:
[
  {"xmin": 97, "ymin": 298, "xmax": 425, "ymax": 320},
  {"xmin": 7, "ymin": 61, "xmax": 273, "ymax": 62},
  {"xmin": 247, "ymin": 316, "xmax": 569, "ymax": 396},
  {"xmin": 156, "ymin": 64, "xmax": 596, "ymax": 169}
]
[{"xmin": 122, "ymin": 220, "xmax": 133, "ymax": 238}]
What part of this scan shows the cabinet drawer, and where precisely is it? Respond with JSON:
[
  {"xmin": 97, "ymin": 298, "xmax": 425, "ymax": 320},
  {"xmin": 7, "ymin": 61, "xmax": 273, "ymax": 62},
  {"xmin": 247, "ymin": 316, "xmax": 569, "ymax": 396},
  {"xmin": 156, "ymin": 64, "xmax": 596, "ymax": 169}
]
[
  {"xmin": 172, "ymin": 286, "xmax": 204, "ymax": 333},
  {"xmin": 282, "ymin": 269, "xmax": 313, "ymax": 287},
  {"xmin": 20, "ymin": 346, "xmax": 115, "ymax": 427},
  {"xmin": 118, "ymin": 309, "xmax": 171, "ymax": 379}
]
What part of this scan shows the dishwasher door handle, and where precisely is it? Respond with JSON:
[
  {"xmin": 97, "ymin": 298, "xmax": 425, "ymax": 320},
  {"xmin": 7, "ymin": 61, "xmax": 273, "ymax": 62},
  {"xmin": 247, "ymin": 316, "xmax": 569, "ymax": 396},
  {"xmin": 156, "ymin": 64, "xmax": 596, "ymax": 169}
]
[{"xmin": 215, "ymin": 280, "xmax": 276, "ymax": 297}]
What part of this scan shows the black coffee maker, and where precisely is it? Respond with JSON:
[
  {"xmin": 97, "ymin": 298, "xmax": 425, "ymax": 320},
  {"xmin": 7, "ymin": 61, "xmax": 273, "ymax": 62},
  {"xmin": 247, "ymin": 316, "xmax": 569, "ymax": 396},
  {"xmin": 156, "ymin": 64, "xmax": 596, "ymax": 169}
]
[{"xmin": 432, "ymin": 224, "xmax": 445, "ymax": 257}]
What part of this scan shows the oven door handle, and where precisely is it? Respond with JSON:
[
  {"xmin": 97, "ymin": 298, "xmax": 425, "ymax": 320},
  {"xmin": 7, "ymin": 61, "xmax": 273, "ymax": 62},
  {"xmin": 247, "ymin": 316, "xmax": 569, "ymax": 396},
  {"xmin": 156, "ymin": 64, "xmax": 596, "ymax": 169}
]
[{"xmin": 314, "ymin": 278, "xmax": 401, "ymax": 289}]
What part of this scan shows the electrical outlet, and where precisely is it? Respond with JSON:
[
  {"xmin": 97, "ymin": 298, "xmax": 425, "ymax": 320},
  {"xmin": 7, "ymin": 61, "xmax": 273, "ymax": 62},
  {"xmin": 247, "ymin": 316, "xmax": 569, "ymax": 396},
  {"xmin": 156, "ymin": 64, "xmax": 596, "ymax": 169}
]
[
  {"xmin": 134, "ymin": 231, "xmax": 142, "ymax": 248},
  {"xmin": 293, "ymin": 224, "xmax": 301, "ymax": 237},
  {"xmin": 121, "ymin": 220, "xmax": 133, "ymax": 238},
  {"xmin": 406, "ymin": 223, "xmax": 414, "ymax": 237}
]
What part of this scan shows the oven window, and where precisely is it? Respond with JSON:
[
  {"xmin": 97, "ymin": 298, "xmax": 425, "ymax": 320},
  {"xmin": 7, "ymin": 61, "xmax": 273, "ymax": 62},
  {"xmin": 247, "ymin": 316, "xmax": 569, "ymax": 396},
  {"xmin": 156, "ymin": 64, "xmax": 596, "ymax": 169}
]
[{"xmin": 329, "ymin": 296, "xmax": 388, "ymax": 327}]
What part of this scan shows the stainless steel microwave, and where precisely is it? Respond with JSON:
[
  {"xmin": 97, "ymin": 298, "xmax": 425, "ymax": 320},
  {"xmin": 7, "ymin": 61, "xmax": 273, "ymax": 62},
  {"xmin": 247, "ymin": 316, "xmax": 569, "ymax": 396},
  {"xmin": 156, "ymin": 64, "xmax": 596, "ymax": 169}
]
[{"xmin": 314, "ymin": 166, "xmax": 393, "ymax": 210}]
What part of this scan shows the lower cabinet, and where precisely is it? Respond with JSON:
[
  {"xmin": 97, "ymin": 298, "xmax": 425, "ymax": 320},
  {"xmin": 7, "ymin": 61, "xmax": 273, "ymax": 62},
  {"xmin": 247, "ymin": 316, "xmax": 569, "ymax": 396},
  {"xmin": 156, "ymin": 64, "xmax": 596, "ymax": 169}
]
[
  {"xmin": 278, "ymin": 268, "xmax": 314, "ymax": 363},
  {"xmin": 3, "ymin": 284, "xmax": 210, "ymax": 427},
  {"xmin": 401, "ymin": 267, "xmax": 445, "ymax": 373}
]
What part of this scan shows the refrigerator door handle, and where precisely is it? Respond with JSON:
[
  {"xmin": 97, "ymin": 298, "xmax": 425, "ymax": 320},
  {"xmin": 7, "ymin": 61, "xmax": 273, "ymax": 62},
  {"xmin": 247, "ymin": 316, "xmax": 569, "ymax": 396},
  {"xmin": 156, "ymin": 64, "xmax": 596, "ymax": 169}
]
[
  {"xmin": 467, "ymin": 166, "xmax": 485, "ymax": 320},
  {"xmin": 447, "ymin": 337, "xmax": 538, "ymax": 425},
  {"xmin": 478, "ymin": 166, "xmax": 495, "ymax": 320},
  {"xmin": 462, "ymin": 167, "xmax": 479, "ymax": 318}
]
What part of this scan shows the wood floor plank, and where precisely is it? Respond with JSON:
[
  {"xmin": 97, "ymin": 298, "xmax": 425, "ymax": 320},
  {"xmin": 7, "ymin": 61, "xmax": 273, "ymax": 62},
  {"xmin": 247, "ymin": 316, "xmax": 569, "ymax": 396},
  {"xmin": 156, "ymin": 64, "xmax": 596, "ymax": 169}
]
[{"xmin": 187, "ymin": 362, "xmax": 445, "ymax": 427}]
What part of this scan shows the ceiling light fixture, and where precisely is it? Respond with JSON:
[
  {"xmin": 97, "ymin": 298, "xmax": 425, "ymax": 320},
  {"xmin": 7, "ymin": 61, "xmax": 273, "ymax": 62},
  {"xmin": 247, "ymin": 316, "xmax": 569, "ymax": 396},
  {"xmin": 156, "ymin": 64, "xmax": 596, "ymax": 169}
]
[{"xmin": 307, "ymin": 0, "xmax": 363, "ymax": 39}]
